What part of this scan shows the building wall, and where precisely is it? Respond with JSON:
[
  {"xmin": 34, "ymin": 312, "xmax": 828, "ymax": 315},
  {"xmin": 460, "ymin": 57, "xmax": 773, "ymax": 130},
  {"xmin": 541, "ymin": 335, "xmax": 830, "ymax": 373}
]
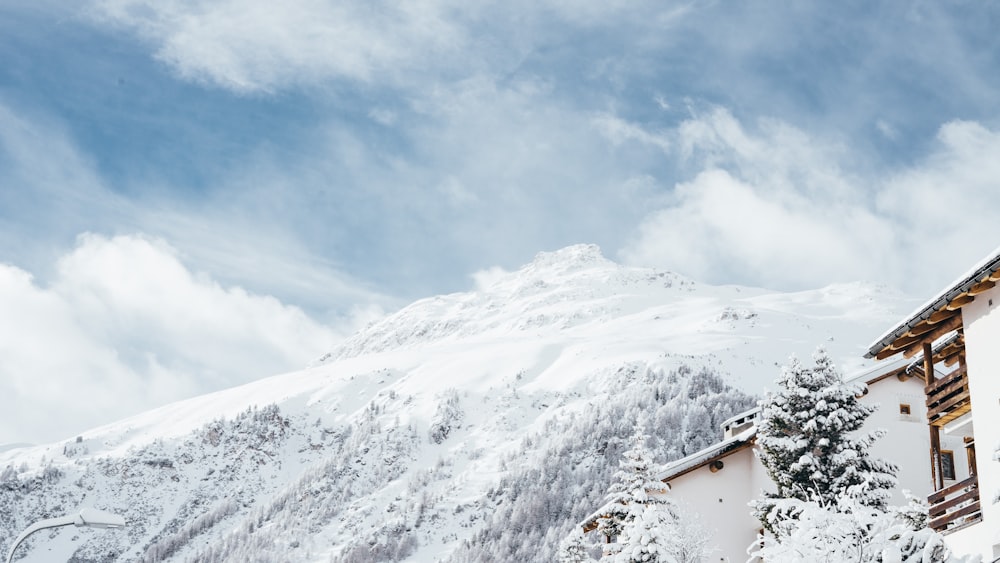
[
  {"xmin": 958, "ymin": 283, "xmax": 1000, "ymax": 560},
  {"xmin": 665, "ymin": 446, "xmax": 772, "ymax": 562},
  {"xmin": 664, "ymin": 375, "xmax": 938, "ymax": 562},
  {"xmin": 861, "ymin": 374, "xmax": 969, "ymax": 505}
]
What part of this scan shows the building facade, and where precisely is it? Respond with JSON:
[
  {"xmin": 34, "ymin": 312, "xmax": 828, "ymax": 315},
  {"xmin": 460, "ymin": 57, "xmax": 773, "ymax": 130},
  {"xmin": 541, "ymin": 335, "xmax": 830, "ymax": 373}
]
[
  {"xmin": 867, "ymin": 247, "xmax": 1000, "ymax": 560},
  {"xmin": 582, "ymin": 360, "xmax": 942, "ymax": 561}
]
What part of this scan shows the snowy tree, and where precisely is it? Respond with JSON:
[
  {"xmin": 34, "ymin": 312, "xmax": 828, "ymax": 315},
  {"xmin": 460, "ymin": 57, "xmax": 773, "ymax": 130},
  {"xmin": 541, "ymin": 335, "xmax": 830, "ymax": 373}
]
[
  {"xmin": 559, "ymin": 529, "xmax": 593, "ymax": 562},
  {"xmin": 752, "ymin": 348, "xmax": 897, "ymax": 535},
  {"xmin": 596, "ymin": 434, "xmax": 703, "ymax": 563},
  {"xmin": 612, "ymin": 504, "xmax": 679, "ymax": 563},
  {"xmin": 750, "ymin": 488, "xmax": 969, "ymax": 563}
]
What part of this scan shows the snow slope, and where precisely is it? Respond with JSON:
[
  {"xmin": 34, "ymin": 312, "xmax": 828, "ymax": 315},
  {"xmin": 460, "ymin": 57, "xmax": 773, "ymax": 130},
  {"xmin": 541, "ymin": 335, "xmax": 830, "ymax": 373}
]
[{"xmin": 0, "ymin": 245, "xmax": 915, "ymax": 562}]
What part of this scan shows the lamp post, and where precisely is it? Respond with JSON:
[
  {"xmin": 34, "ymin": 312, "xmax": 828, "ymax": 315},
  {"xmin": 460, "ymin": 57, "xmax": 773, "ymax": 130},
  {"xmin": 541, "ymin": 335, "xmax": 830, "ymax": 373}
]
[{"xmin": 5, "ymin": 508, "xmax": 125, "ymax": 563}]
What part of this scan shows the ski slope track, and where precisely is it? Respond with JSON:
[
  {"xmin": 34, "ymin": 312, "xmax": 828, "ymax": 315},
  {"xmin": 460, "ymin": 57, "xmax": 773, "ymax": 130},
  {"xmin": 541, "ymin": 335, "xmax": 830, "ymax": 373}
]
[{"xmin": 0, "ymin": 245, "xmax": 916, "ymax": 562}]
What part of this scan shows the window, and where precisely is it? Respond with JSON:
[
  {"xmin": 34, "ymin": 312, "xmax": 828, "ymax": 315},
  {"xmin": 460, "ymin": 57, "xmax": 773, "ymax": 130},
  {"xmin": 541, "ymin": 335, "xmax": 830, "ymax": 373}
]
[
  {"xmin": 941, "ymin": 450, "xmax": 956, "ymax": 481},
  {"xmin": 899, "ymin": 403, "xmax": 911, "ymax": 415}
]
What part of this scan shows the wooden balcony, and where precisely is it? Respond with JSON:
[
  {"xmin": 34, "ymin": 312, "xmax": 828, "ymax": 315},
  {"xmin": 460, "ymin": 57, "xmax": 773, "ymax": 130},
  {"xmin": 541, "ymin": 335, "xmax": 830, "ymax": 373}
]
[
  {"xmin": 928, "ymin": 475, "xmax": 982, "ymax": 533},
  {"xmin": 926, "ymin": 364, "xmax": 970, "ymax": 426}
]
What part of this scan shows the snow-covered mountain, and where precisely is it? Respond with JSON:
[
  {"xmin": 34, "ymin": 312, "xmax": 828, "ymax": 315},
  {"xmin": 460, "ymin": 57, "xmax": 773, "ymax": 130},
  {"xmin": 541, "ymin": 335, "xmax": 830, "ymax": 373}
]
[{"xmin": 0, "ymin": 245, "xmax": 915, "ymax": 562}]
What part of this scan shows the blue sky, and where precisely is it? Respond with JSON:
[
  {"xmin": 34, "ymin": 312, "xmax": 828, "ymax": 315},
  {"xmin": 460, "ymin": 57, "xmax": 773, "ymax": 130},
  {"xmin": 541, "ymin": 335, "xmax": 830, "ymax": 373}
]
[{"xmin": 3, "ymin": 0, "xmax": 1000, "ymax": 443}]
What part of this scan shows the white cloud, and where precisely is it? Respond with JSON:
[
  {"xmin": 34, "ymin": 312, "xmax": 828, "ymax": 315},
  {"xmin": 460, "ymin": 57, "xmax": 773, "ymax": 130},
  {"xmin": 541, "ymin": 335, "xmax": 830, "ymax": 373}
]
[
  {"xmin": 876, "ymin": 120, "xmax": 1000, "ymax": 285},
  {"xmin": 593, "ymin": 114, "xmax": 671, "ymax": 154},
  {"xmin": 86, "ymin": 0, "xmax": 694, "ymax": 93},
  {"xmin": 90, "ymin": 0, "xmax": 468, "ymax": 92},
  {"xmin": 621, "ymin": 168, "xmax": 893, "ymax": 290},
  {"xmin": 0, "ymin": 233, "xmax": 343, "ymax": 445},
  {"xmin": 620, "ymin": 109, "xmax": 1000, "ymax": 296}
]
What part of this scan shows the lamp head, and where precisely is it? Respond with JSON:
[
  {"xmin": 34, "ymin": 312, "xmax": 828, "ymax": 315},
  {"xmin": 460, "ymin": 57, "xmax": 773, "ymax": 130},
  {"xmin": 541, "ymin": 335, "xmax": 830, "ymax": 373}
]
[{"xmin": 74, "ymin": 508, "xmax": 126, "ymax": 529}]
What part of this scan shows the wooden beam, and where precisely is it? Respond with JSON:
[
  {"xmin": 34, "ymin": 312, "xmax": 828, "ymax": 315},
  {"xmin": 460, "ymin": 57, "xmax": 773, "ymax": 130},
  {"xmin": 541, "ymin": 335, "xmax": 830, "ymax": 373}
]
[
  {"xmin": 929, "ymin": 423, "xmax": 944, "ymax": 491},
  {"xmin": 923, "ymin": 343, "xmax": 935, "ymax": 386},
  {"xmin": 906, "ymin": 320, "xmax": 944, "ymax": 336},
  {"xmin": 896, "ymin": 315, "xmax": 963, "ymax": 358},
  {"xmin": 927, "ymin": 309, "xmax": 960, "ymax": 325},
  {"xmin": 928, "ymin": 390, "xmax": 970, "ymax": 421},
  {"xmin": 926, "ymin": 363, "xmax": 967, "ymax": 395},
  {"xmin": 942, "ymin": 349, "xmax": 963, "ymax": 367},
  {"xmin": 876, "ymin": 346, "xmax": 903, "ymax": 360},
  {"xmin": 969, "ymin": 279, "xmax": 996, "ymax": 296},
  {"xmin": 946, "ymin": 293, "xmax": 975, "ymax": 310},
  {"xmin": 892, "ymin": 332, "xmax": 928, "ymax": 351},
  {"xmin": 924, "ymin": 340, "xmax": 944, "ymax": 492}
]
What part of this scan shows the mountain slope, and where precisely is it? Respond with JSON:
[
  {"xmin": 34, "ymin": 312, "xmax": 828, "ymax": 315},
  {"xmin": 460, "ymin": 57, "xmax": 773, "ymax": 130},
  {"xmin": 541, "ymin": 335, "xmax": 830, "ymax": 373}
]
[{"xmin": 0, "ymin": 245, "xmax": 915, "ymax": 562}]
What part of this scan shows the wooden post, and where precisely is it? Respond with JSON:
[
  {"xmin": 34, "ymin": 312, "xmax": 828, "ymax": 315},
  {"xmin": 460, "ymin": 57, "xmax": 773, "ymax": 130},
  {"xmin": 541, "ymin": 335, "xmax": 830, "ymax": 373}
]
[
  {"xmin": 965, "ymin": 436, "xmax": 977, "ymax": 477},
  {"xmin": 924, "ymin": 342, "xmax": 944, "ymax": 491}
]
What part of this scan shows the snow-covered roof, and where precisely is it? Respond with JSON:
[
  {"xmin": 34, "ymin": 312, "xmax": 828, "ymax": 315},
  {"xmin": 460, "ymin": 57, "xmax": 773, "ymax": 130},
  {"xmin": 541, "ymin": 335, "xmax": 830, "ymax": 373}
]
[
  {"xmin": 655, "ymin": 426, "xmax": 757, "ymax": 483},
  {"xmin": 866, "ymin": 245, "xmax": 1000, "ymax": 358},
  {"xmin": 719, "ymin": 406, "xmax": 760, "ymax": 430},
  {"xmin": 580, "ymin": 427, "xmax": 757, "ymax": 532},
  {"xmin": 843, "ymin": 355, "xmax": 911, "ymax": 386}
]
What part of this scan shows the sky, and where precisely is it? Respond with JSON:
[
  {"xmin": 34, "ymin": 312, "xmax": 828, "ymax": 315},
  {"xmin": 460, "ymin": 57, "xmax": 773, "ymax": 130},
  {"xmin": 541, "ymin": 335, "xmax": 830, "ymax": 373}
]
[{"xmin": 2, "ymin": 0, "xmax": 1000, "ymax": 445}]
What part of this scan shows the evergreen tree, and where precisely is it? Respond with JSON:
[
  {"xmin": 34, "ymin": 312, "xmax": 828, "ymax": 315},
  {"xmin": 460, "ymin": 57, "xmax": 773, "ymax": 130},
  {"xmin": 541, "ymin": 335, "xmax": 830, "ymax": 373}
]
[
  {"xmin": 559, "ymin": 529, "xmax": 592, "ymax": 562},
  {"xmin": 598, "ymin": 434, "xmax": 683, "ymax": 563},
  {"xmin": 752, "ymin": 348, "xmax": 898, "ymax": 536}
]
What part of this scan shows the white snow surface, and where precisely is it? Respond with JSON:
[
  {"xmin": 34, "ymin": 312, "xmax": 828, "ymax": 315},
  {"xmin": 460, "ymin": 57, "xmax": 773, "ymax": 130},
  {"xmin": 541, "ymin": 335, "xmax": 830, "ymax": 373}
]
[{"xmin": 0, "ymin": 245, "xmax": 917, "ymax": 562}]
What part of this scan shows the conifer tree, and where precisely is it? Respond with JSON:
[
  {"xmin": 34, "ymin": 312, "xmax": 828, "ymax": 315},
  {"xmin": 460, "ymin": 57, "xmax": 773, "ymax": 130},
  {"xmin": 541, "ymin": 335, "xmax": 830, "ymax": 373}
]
[
  {"xmin": 559, "ymin": 529, "xmax": 592, "ymax": 563},
  {"xmin": 752, "ymin": 348, "xmax": 897, "ymax": 535},
  {"xmin": 598, "ymin": 434, "xmax": 684, "ymax": 563}
]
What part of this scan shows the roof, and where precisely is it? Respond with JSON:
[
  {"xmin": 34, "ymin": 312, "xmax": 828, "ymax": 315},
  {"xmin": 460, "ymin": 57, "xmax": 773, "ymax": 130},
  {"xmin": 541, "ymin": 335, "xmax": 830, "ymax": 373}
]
[
  {"xmin": 580, "ymin": 427, "xmax": 757, "ymax": 532},
  {"xmin": 866, "ymin": 245, "xmax": 1000, "ymax": 359},
  {"xmin": 843, "ymin": 355, "xmax": 911, "ymax": 386},
  {"xmin": 719, "ymin": 406, "xmax": 760, "ymax": 430},
  {"xmin": 655, "ymin": 426, "xmax": 757, "ymax": 482}
]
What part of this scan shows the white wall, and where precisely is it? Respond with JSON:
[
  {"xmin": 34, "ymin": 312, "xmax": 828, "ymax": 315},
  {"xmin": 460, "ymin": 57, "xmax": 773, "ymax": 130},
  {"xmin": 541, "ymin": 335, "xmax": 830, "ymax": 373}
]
[
  {"xmin": 957, "ymin": 283, "xmax": 1000, "ymax": 560},
  {"xmin": 861, "ymin": 374, "xmax": 969, "ymax": 505},
  {"xmin": 665, "ymin": 446, "xmax": 772, "ymax": 562}
]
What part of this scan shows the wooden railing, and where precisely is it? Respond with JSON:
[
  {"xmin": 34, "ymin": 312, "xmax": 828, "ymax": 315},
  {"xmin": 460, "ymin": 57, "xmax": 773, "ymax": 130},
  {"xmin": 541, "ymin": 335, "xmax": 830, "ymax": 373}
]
[
  {"xmin": 928, "ymin": 474, "xmax": 981, "ymax": 532},
  {"xmin": 926, "ymin": 364, "xmax": 970, "ymax": 424}
]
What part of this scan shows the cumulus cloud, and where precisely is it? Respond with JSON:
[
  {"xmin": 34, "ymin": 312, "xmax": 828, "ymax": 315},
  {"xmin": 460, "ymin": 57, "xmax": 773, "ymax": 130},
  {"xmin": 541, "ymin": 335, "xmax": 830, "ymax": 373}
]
[
  {"xmin": 620, "ymin": 108, "xmax": 1000, "ymax": 295},
  {"xmin": 0, "ymin": 233, "xmax": 342, "ymax": 445},
  {"xmin": 622, "ymin": 168, "xmax": 894, "ymax": 289},
  {"xmin": 877, "ymin": 120, "xmax": 1000, "ymax": 283}
]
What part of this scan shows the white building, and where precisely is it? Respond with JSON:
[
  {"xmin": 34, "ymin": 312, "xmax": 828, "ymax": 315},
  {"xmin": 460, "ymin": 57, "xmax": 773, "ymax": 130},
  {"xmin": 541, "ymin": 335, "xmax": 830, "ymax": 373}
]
[
  {"xmin": 867, "ymin": 247, "xmax": 1000, "ymax": 561},
  {"xmin": 582, "ymin": 359, "xmax": 946, "ymax": 561}
]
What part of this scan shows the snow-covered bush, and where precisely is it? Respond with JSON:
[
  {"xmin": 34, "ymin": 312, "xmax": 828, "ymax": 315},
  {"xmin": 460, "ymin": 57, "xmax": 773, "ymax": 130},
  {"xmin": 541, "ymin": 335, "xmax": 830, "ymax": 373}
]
[{"xmin": 751, "ymin": 490, "xmax": 965, "ymax": 563}]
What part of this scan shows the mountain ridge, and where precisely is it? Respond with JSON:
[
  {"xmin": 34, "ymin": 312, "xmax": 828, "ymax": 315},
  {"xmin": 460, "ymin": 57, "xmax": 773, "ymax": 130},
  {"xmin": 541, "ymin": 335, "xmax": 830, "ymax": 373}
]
[{"xmin": 0, "ymin": 245, "xmax": 917, "ymax": 562}]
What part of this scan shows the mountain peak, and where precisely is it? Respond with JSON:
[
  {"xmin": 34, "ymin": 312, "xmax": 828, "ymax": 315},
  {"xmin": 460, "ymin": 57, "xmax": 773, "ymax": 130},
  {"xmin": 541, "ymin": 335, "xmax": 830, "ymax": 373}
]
[{"xmin": 525, "ymin": 244, "xmax": 610, "ymax": 273}]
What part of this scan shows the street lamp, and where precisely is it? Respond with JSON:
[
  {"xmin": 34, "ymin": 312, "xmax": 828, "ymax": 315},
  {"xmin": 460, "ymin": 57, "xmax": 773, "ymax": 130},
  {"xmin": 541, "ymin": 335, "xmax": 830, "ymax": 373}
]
[{"xmin": 5, "ymin": 508, "xmax": 125, "ymax": 563}]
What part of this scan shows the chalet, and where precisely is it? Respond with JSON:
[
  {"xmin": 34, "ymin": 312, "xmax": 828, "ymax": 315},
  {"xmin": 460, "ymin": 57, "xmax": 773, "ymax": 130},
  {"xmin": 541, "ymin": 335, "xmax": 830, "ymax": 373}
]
[
  {"xmin": 866, "ymin": 247, "xmax": 1000, "ymax": 560},
  {"xmin": 581, "ymin": 358, "xmax": 942, "ymax": 561}
]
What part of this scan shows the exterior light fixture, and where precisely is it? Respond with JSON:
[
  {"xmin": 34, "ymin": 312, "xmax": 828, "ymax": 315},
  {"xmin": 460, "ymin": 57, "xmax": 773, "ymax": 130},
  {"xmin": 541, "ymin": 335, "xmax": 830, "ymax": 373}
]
[{"xmin": 6, "ymin": 508, "xmax": 126, "ymax": 563}]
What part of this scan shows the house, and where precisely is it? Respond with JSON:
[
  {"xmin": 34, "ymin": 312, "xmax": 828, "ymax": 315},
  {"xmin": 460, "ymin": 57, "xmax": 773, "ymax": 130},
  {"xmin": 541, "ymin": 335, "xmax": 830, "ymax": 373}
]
[
  {"xmin": 581, "ymin": 358, "xmax": 941, "ymax": 562},
  {"xmin": 866, "ymin": 247, "xmax": 1000, "ymax": 561}
]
